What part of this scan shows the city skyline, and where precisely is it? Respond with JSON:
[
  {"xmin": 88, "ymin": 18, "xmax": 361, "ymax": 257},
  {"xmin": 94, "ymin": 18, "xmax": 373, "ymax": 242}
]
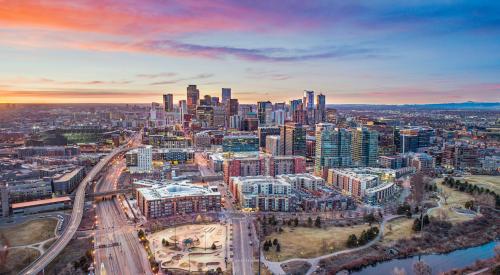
[{"xmin": 1, "ymin": 1, "xmax": 500, "ymax": 104}]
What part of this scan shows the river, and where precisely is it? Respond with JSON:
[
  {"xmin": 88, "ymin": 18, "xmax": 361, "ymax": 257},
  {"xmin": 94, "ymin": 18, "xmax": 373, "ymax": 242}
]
[{"xmin": 349, "ymin": 241, "xmax": 498, "ymax": 275}]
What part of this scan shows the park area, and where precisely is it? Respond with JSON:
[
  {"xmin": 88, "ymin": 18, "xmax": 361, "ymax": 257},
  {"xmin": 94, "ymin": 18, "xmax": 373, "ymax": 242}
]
[
  {"xmin": 461, "ymin": 175, "xmax": 500, "ymax": 194},
  {"xmin": 0, "ymin": 218, "xmax": 58, "ymax": 274},
  {"xmin": 381, "ymin": 217, "xmax": 415, "ymax": 245},
  {"xmin": 149, "ymin": 223, "xmax": 228, "ymax": 273},
  {"xmin": 429, "ymin": 179, "xmax": 475, "ymax": 224},
  {"xmin": 264, "ymin": 223, "xmax": 371, "ymax": 261},
  {"xmin": 0, "ymin": 218, "xmax": 57, "ymax": 246}
]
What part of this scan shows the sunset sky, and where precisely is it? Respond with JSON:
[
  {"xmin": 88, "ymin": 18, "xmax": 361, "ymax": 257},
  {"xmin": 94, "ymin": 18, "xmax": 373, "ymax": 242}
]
[{"xmin": 0, "ymin": 0, "xmax": 499, "ymax": 104}]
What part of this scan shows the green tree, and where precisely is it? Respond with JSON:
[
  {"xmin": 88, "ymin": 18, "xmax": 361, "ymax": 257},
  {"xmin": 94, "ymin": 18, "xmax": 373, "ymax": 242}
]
[
  {"xmin": 307, "ymin": 217, "xmax": 313, "ymax": 227},
  {"xmin": 346, "ymin": 234, "xmax": 358, "ymax": 248},
  {"xmin": 315, "ymin": 216, "xmax": 321, "ymax": 228}
]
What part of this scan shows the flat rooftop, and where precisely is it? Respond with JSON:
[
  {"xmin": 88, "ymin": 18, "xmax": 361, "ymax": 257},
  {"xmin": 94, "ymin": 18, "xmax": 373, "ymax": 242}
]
[{"xmin": 12, "ymin": 196, "xmax": 71, "ymax": 209}]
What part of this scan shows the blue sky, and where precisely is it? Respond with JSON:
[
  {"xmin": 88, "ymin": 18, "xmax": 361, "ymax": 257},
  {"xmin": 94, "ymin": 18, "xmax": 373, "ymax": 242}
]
[{"xmin": 0, "ymin": 0, "xmax": 499, "ymax": 104}]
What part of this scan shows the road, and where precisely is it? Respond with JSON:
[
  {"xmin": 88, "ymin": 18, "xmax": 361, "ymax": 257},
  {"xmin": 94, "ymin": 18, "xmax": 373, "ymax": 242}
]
[
  {"xmin": 231, "ymin": 214, "xmax": 254, "ymax": 275},
  {"xmin": 20, "ymin": 134, "xmax": 140, "ymax": 275},
  {"xmin": 93, "ymin": 158, "xmax": 152, "ymax": 275}
]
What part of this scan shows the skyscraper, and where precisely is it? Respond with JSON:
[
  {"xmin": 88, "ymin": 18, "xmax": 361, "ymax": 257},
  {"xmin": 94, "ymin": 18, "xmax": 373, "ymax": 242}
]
[
  {"xmin": 179, "ymin": 100, "xmax": 187, "ymax": 123},
  {"xmin": 228, "ymin": 98, "xmax": 239, "ymax": 116},
  {"xmin": 163, "ymin": 93, "xmax": 174, "ymax": 112},
  {"xmin": 222, "ymin": 88, "xmax": 231, "ymax": 104},
  {"xmin": 314, "ymin": 123, "xmax": 352, "ymax": 177},
  {"xmin": 352, "ymin": 127, "xmax": 379, "ymax": 167},
  {"xmin": 280, "ymin": 122, "xmax": 306, "ymax": 156},
  {"xmin": 303, "ymin": 90, "xmax": 315, "ymax": 110},
  {"xmin": 187, "ymin": 84, "xmax": 200, "ymax": 115},
  {"xmin": 257, "ymin": 101, "xmax": 273, "ymax": 126},
  {"xmin": 316, "ymin": 93, "xmax": 326, "ymax": 123}
]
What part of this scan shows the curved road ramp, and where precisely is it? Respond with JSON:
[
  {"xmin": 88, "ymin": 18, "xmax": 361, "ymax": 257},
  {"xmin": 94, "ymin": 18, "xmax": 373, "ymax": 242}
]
[{"xmin": 20, "ymin": 146, "xmax": 133, "ymax": 275}]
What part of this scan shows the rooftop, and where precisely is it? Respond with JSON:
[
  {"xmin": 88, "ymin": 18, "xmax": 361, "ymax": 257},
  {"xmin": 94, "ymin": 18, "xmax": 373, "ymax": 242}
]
[
  {"xmin": 12, "ymin": 196, "xmax": 71, "ymax": 209},
  {"xmin": 137, "ymin": 182, "xmax": 220, "ymax": 201}
]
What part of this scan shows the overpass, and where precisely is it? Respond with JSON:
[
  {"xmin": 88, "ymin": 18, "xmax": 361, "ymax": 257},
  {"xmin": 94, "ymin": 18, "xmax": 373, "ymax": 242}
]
[
  {"xmin": 87, "ymin": 188, "xmax": 133, "ymax": 201},
  {"xmin": 20, "ymin": 144, "xmax": 138, "ymax": 275}
]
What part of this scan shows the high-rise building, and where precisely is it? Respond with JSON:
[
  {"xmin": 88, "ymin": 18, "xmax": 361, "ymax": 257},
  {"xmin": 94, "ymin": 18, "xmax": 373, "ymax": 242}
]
[
  {"xmin": 265, "ymin": 135, "xmax": 281, "ymax": 156},
  {"xmin": 163, "ymin": 93, "xmax": 174, "ymax": 112},
  {"xmin": 289, "ymin": 99, "xmax": 302, "ymax": 116},
  {"xmin": 352, "ymin": 127, "xmax": 379, "ymax": 167},
  {"xmin": 271, "ymin": 110, "xmax": 286, "ymax": 125},
  {"xmin": 222, "ymin": 88, "xmax": 231, "ymax": 104},
  {"xmin": 258, "ymin": 126, "xmax": 280, "ymax": 148},
  {"xmin": 186, "ymin": 85, "xmax": 200, "ymax": 115},
  {"xmin": 179, "ymin": 100, "xmax": 187, "ymax": 124},
  {"xmin": 228, "ymin": 98, "xmax": 239, "ymax": 116},
  {"xmin": 280, "ymin": 122, "xmax": 306, "ymax": 156},
  {"xmin": 126, "ymin": 145, "xmax": 153, "ymax": 173},
  {"xmin": 196, "ymin": 105, "xmax": 214, "ymax": 127},
  {"xmin": 314, "ymin": 123, "xmax": 352, "ymax": 177},
  {"xmin": 303, "ymin": 90, "xmax": 315, "ymax": 110},
  {"xmin": 316, "ymin": 93, "xmax": 326, "ymax": 123},
  {"xmin": 201, "ymin": 94, "xmax": 212, "ymax": 106},
  {"xmin": 257, "ymin": 101, "xmax": 273, "ymax": 126}
]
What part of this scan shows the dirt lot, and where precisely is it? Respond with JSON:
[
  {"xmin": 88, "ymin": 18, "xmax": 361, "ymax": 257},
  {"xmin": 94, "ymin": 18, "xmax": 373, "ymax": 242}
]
[
  {"xmin": 461, "ymin": 175, "xmax": 500, "ymax": 194},
  {"xmin": 264, "ymin": 224, "xmax": 372, "ymax": 261},
  {"xmin": 382, "ymin": 217, "xmax": 415, "ymax": 244},
  {"xmin": 0, "ymin": 218, "xmax": 57, "ymax": 247},
  {"xmin": 0, "ymin": 248, "xmax": 40, "ymax": 275}
]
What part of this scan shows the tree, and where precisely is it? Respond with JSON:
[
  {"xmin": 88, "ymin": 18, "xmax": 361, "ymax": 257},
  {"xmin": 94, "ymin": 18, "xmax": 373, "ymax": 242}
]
[
  {"xmin": 276, "ymin": 243, "xmax": 281, "ymax": 252},
  {"xmin": 413, "ymin": 260, "xmax": 431, "ymax": 275},
  {"xmin": 442, "ymin": 190, "xmax": 450, "ymax": 205},
  {"xmin": 315, "ymin": 216, "xmax": 321, "ymax": 228},
  {"xmin": 307, "ymin": 217, "xmax": 313, "ymax": 227},
  {"xmin": 346, "ymin": 234, "xmax": 358, "ymax": 248},
  {"xmin": 211, "ymin": 243, "xmax": 217, "ymax": 250},
  {"xmin": 413, "ymin": 218, "xmax": 422, "ymax": 231},
  {"xmin": 273, "ymin": 238, "xmax": 279, "ymax": 246},
  {"xmin": 363, "ymin": 213, "xmax": 376, "ymax": 225},
  {"xmin": 293, "ymin": 218, "xmax": 299, "ymax": 227}
]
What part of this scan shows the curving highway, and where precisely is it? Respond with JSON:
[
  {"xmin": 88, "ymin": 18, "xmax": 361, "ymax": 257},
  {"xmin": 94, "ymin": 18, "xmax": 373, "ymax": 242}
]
[{"xmin": 20, "ymin": 138, "xmax": 139, "ymax": 275}]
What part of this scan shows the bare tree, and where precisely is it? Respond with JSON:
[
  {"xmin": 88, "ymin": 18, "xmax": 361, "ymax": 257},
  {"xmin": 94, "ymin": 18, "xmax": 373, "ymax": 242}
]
[
  {"xmin": 413, "ymin": 260, "xmax": 432, "ymax": 275},
  {"xmin": 441, "ymin": 190, "xmax": 450, "ymax": 205}
]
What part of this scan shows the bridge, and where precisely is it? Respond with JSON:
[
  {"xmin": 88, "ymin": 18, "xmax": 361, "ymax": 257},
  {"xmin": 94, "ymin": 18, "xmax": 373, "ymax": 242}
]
[
  {"xmin": 87, "ymin": 188, "xmax": 133, "ymax": 201},
  {"xmin": 20, "ymin": 143, "xmax": 138, "ymax": 275}
]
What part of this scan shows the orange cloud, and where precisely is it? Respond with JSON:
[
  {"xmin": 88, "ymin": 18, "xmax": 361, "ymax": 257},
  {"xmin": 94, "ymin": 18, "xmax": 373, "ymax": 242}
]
[{"xmin": 0, "ymin": 0, "xmax": 274, "ymax": 36}]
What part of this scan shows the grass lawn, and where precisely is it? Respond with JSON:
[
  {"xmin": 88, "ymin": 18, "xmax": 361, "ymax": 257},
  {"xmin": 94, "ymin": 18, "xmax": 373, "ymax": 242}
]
[
  {"xmin": 264, "ymin": 224, "xmax": 372, "ymax": 261},
  {"xmin": 461, "ymin": 176, "xmax": 500, "ymax": 194},
  {"xmin": 382, "ymin": 217, "xmax": 415, "ymax": 245},
  {"xmin": 430, "ymin": 179, "xmax": 474, "ymax": 224},
  {"xmin": 0, "ymin": 218, "xmax": 57, "ymax": 246},
  {"xmin": 0, "ymin": 248, "xmax": 40, "ymax": 275}
]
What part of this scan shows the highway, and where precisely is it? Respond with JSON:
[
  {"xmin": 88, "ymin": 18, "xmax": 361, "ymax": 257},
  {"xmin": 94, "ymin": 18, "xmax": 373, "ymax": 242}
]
[
  {"xmin": 20, "ymin": 135, "xmax": 140, "ymax": 275},
  {"xmin": 93, "ymin": 157, "xmax": 152, "ymax": 275}
]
